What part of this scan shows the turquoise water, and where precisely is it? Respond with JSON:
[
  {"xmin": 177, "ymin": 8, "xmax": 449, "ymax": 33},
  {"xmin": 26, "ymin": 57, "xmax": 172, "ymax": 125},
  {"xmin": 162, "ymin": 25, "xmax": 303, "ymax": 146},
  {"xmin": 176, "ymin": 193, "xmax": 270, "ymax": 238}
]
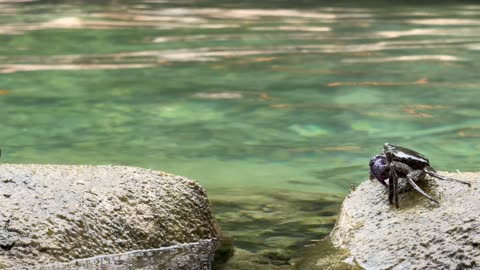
[{"xmin": 1, "ymin": 0, "xmax": 480, "ymax": 267}]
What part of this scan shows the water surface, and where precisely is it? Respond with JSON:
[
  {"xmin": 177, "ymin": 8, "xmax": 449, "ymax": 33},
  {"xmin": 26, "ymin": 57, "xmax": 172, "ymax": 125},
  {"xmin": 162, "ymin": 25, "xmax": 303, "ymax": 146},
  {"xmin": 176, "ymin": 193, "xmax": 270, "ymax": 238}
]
[{"xmin": 1, "ymin": 0, "xmax": 480, "ymax": 268}]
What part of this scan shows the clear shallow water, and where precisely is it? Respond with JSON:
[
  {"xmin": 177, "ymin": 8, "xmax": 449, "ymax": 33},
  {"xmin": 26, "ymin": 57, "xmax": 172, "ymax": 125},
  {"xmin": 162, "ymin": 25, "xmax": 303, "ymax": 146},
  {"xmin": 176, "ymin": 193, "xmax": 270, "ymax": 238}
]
[{"xmin": 1, "ymin": 0, "xmax": 480, "ymax": 267}]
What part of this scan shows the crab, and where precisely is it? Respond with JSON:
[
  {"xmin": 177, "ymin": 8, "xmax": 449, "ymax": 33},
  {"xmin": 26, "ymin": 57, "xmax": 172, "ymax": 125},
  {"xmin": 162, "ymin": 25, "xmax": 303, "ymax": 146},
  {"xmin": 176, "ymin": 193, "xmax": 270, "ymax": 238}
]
[{"xmin": 369, "ymin": 143, "xmax": 471, "ymax": 208}]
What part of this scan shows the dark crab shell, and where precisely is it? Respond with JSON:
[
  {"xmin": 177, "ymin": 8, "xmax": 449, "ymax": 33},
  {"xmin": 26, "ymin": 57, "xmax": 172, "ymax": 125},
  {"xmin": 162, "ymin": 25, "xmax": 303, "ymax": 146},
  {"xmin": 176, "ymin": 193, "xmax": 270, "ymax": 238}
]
[{"xmin": 383, "ymin": 143, "xmax": 430, "ymax": 171}]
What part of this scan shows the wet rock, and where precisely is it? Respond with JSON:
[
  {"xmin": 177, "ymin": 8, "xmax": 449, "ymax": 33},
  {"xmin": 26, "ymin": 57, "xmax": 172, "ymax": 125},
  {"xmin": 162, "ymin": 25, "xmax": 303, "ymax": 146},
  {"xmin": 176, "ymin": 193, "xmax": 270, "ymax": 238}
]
[
  {"xmin": 41, "ymin": 239, "xmax": 219, "ymax": 270},
  {"xmin": 0, "ymin": 164, "xmax": 223, "ymax": 268},
  {"xmin": 330, "ymin": 172, "xmax": 480, "ymax": 270},
  {"xmin": 294, "ymin": 238, "xmax": 362, "ymax": 270}
]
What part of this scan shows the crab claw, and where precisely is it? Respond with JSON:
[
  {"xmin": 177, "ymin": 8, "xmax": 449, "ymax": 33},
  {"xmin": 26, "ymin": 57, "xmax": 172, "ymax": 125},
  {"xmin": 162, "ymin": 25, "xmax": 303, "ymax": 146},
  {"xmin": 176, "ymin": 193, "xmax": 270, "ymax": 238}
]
[{"xmin": 369, "ymin": 154, "xmax": 389, "ymax": 188}]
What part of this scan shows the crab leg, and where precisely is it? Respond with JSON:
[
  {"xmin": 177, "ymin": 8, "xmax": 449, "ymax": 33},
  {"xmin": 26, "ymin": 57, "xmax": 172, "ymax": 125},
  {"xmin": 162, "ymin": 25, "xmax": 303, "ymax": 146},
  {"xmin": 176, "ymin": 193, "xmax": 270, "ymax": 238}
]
[
  {"xmin": 424, "ymin": 167, "xmax": 471, "ymax": 187},
  {"xmin": 394, "ymin": 174, "xmax": 399, "ymax": 208},
  {"xmin": 389, "ymin": 161, "xmax": 413, "ymax": 208},
  {"xmin": 406, "ymin": 176, "xmax": 439, "ymax": 204},
  {"xmin": 388, "ymin": 170, "xmax": 394, "ymax": 205},
  {"xmin": 388, "ymin": 164, "xmax": 400, "ymax": 208}
]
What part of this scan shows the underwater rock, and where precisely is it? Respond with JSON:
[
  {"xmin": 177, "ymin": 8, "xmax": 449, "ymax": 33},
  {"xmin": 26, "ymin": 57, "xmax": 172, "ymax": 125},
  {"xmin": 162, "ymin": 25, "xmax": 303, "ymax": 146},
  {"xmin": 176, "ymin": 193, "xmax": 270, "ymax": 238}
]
[
  {"xmin": 210, "ymin": 188, "xmax": 343, "ymax": 269},
  {"xmin": 0, "ymin": 164, "xmax": 223, "ymax": 268},
  {"xmin": 330, "ymin": 172, "xmax": 480, "ymax": 270},
  {"xmin": 221, "ymin": 248, "xmax": 293, "ymax": 270}
]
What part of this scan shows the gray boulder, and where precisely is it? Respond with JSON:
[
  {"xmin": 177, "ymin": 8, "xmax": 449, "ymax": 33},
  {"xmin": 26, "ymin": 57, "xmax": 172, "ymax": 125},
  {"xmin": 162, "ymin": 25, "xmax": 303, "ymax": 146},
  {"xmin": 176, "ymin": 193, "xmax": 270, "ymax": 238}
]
[
  {"xmin": 330, "ymin": 172, "xmax": 479, "ymax": 270},
  {"xmin": 0, "ymin": 164, "xmax": 223, "ymax": 268}
]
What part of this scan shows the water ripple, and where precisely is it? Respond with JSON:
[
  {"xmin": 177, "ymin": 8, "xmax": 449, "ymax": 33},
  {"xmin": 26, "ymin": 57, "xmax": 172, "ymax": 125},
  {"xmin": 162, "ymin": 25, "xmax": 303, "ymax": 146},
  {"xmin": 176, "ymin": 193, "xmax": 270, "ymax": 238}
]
[
  {"xmin": 135, "ymin": 8, "xmax": 373, "ymax": 20},
  {"xmin": 0, "ymin": 64, "xmax": 155, "ymax": 73},
  {"xmin": 408, "ymin": 18, "xmax": 480, "ymax": 25},
  {"xmin": 376, "ymin": 28, "xmax": 480, "ymax": 38},
  {"xmin": 342, "ymin": 55, "xmax": 464, "ymax": 63}
]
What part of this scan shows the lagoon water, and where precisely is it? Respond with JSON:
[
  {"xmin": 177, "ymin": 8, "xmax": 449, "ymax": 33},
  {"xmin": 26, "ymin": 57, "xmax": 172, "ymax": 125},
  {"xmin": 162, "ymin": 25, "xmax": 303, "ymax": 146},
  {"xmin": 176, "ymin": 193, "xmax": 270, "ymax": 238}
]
[{"xmin": 1, "ymin": 0, "xmax": 480, "ymax": 268}]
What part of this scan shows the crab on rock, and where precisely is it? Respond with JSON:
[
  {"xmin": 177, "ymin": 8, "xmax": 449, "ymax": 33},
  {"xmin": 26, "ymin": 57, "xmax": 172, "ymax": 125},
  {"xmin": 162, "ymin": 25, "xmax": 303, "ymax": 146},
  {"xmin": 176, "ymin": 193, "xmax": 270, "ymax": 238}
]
[{"xmin": 369, "ymin": 143, "xmax": 471, "ymax": 208}]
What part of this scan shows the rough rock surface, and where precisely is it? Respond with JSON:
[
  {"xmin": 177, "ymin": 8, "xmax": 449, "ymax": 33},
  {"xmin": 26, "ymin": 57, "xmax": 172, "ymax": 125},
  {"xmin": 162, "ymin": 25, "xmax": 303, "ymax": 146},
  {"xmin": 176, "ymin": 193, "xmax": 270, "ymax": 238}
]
[
  {"xmin": 0, "ymin": 164, "xmax": 222, "ymax": 268},
  {"xmin": 330, "ymin": 172, "xmax": 480, "ymax": 270}
]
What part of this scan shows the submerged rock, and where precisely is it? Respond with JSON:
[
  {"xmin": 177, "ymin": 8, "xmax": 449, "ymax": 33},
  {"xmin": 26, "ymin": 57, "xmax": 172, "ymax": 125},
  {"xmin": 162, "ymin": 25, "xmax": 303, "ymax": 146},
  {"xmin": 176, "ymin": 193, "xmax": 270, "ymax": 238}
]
[
  {"xmin": 210, "ymin": 188, "xmax": 343, "ymax": 269},
  {"xmin": 0, "ymin": 164, "xmax": 224, "ymax": 269},
  {"xmin": 330, "ymin": 172, "xmax": 480, "ymax": 270}
]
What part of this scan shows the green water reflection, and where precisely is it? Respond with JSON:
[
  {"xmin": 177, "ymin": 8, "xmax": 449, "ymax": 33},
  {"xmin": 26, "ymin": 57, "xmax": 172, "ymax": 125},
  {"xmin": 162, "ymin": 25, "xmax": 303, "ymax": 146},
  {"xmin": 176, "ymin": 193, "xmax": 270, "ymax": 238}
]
[{"xmin": 1, "ymin": 0, "xmax": 480, "ymax": 267}]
